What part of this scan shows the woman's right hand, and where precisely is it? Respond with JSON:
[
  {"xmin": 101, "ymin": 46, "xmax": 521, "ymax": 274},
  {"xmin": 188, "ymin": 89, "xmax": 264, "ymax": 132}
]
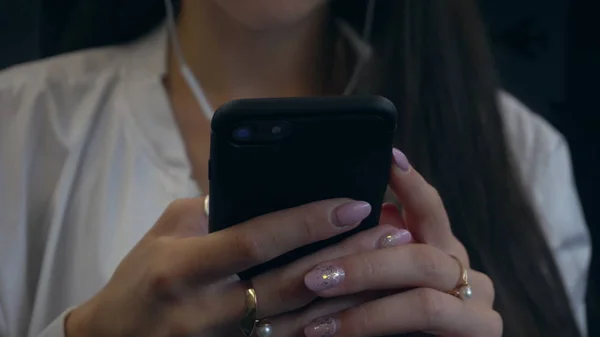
[{"xmin": 65, "ymin": 197, "xmax": 411, "ymax": 337}]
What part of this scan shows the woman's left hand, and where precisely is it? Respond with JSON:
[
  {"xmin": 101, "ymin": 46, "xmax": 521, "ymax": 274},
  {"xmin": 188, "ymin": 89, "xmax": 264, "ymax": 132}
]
[{"xmin": 273, "ymin": 148, "xmax": 502, "ymax": 337}]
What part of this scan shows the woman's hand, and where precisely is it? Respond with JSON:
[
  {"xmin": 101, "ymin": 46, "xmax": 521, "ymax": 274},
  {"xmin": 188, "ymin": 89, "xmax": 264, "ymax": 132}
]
[
  {"xmin": 65, "ymin": 194, "xmax": 413, "ymax": 337},
  {"xmin": 276, "ymin": 149, "xmax": 501, "ymax": 337}
]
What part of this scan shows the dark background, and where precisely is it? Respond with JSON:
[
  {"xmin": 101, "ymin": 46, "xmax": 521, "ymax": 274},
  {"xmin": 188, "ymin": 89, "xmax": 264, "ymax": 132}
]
[{"xmin": 1, "ymin": 0, "xmax": 598, "ymax": 334}]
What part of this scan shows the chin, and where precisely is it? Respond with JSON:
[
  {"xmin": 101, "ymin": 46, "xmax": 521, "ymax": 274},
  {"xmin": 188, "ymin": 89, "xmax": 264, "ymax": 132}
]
[{"xmin": 211, "ymin": 0, "xmax": 329, "ymax": 30}]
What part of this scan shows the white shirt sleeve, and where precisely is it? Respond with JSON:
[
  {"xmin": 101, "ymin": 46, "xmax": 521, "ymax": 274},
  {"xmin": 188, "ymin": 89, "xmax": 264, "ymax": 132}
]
[
  {"xmin": 0, "ymin": 67, "xmax": 72, "ymax": 337},
  {"xmin": 499, "ymin": 91, "xmax": 591, "ymax": 335},
  {"xmin": 529, "ymin": 138, "xmax": 591, "ymax": 335}
]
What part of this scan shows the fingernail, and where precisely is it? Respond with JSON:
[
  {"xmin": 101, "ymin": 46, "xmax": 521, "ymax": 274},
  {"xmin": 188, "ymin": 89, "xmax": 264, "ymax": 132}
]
[
  {"xmin": 304, "ymin": 317, "xmax": 339, "ymax": 337},
  {"xmin": 333, "ymin": 201, "xmax": 371, "ymax": 227},
  {"xmin": 305, "ymin": 265, "xmax": 345, "ymax": 292},
  {"xmin": 378, "ymin": 229, "xmax": 413, "ymax": 248},
  {"xmin": 392, "ymin": 148, "xmax": 411, "ymax": 173}
]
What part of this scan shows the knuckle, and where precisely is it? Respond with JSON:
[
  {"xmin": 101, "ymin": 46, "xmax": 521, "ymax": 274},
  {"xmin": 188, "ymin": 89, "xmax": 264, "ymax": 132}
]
[
  {"xmin": 232, "ymin": 233, "xmax": 265, "ymax": 263},
  {"xmin": 426, "ymin": 185, "xmax": 447, "ymax": 212},
  {"xmin": 149, "ymin": 265, "xmax": 173, "ymax": 296},
  {"xmin": 479, "ymin": 272, "xmax": 496, "ymax": 302},
  {"xmin": 481, "ymin": 273, "xmax": 494, "ymax": 291},
  {"xmin": 345, "ymin": 305, "xmax": 372, "ymax": 337},
  {"xmin": 360, "ymin": 255, "xmax": 378, "ymax": 279},
  {"xmin": 263, "ymin": 272, "xmax": 301, "ymax": 316},
  {"xmin": 413, "ymin": 288, "xmax": 447, "ymax": 327},
  {"xmin": 166, "ymin": 198, "xmax": 194, "ymax": 214},
  {"xmin": 345, "ymin": 255, "xmax": 378, "ymax": 291},
  {"xmin": 426, "ymin": 184, "xmax": 442, "ymax": 200},
  {"xmin": 411, "ymin": 245, "xmax": 445, "ymax": 280},
  {"xmin": 273, "ymin": 280, "xmax": 290, "ymax": 313},
  {"xmin": 298, "ymin": 210, "xmax": 321, "ymax": 241},
  {"xmin": 454, "ymin": 245, "xmax": 470, "ymax": 266},
  {"xmin": 147, "ymin": 240, "xmax": 178, "ymax": 292},
  {"xmin": 162, "ymin": 198, "xmax": 201, "ymax": 223},
  {"xmin": 469, "ymin": 270, "xmax": 495, "ymax": 305},
  {"xmin": 490, "ymin": 310, "xmax": 504, "ymax": 336},
  {"xmin": 296, "ymin": 201, "xmax": 333, "ymax": 239}
]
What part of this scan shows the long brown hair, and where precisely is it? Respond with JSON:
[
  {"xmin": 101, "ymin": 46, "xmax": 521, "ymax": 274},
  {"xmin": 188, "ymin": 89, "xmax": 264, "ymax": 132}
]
[
  {"xmin": 333, "ymin": 1, "xmax": 581, "ymax": 336},
  {"xmin": 58, "ymin": 0, "xmax": 581, "ymax": 336}
]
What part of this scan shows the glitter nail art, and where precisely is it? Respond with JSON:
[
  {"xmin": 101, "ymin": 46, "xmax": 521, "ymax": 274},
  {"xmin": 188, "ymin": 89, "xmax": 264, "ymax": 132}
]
[
  {"xmin": 319, "ymin": 266, "xmax": 345, "ymax": 286},
  {"xmin": 305, "ymin": 317, "xmax": 338, "ymax": 337},
  {"xmin": 305, "ymin": 265, "xmax": 346, "ymax": 291},
  {"xmin": 378, "ymin": 229, "xmax": 413, "ymax": 248}
]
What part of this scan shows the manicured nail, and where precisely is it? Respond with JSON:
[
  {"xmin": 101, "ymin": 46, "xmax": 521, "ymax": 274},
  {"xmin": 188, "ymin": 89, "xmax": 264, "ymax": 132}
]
[
  {"xmin": 333, "ymin": 201, "xmax": 371, "ymax": 227},
  {"xmin": 305, "ymin": 265, "xmax": 345, "ymax": 292},
  {"xmin": 304, "ymin": 317, "xmax": 339, "ymax": 337},
  {"xmin": 378, "ymin": 229, "xmax": 413, "ymax": 248},
  {"xmin": 392, "ymin": 148, "xmax": 411, "ymax": 173}
]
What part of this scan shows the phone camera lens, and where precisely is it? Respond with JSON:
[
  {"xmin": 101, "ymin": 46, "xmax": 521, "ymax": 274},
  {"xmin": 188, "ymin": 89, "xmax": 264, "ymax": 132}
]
[
  {"xmin": 271, "ymin": 125, "xmax": 282, "ymax": 135},
  {"xmin": 233, "ymin": 126, "xmax": 253, "ymax": 142}
]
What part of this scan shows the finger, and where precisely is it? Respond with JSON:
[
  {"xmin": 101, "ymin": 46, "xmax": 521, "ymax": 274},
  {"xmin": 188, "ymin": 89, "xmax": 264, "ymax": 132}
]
[
  {"xmin": 270, "ymin": 294, "xmax": 379, "ymax": 337},
  {"xmin": 144, "ymin": 197, "xmax": 209, "ymax": 239},
  {"xmin": 163, "ymin": 279, "xmax": 329, "ymax": 335},
  {"xmin": 166, "ymin": 226, "xmax": 412, "ymax": 333},
  {"xmin": 252, "ymin": 224, "xmax": 413, "ymax": 317},
  {"xmin": 304, "ymin": 244, "xmax": 458, "ymax": 296},
  {"xmin": 304, "ymin": 244, "xmax": 492, "ymax": 306},
  {"xmin": 166, "ymin": 199, "xmax": 372, "ymax": 284},
  {"xmin": 305, "ymin": 289, "xmax": 503, "ymax": 337},
  {"xmin": 389, "ymin": 149, "xmax": 455, "ymax": 251},
  {"xmin": 165, "ymin": 278, "xmax": 241, "ymax": 334},
  {"xmin": 378, "ymin": 202, "xmax": 407, "ymax": 229},
  {"xmin": 470, "ymin": 270, "xmax": 495, "ymax": 306}
]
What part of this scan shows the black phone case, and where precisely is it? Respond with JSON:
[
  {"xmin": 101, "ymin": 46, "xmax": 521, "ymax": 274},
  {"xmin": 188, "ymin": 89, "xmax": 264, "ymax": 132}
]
[{"xmin": 209, "ymin": 96, "xmax": 397, "ymax": 280}]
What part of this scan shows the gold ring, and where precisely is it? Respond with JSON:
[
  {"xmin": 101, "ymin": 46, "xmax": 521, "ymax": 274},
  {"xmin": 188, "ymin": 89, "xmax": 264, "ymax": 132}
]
[
  {"xmin": 447, "ymin": 255, "xmax": 473, "ymax": 300},
  {"xmin": 240, "ymin": 283, "xmax": 273, "ymax": 337},
  {"xmin": 203, "ymin": 195, "xmax": 210, "ymax": 217},
  {"xmin": 240, "ymin": 284, "xmax": 257, "ymax": 337}
]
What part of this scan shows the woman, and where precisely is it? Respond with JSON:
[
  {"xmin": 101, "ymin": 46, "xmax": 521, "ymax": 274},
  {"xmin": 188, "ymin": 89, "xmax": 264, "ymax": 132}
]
[{"xmin": 0, "ymin": 0, "xmax": 590, "ymax": 336}]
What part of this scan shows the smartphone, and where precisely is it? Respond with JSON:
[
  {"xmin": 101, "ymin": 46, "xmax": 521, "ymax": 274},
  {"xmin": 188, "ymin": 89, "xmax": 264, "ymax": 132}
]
[{"xmin": 208, "ymin": 96, "xmax": 397, "ymax": 280}]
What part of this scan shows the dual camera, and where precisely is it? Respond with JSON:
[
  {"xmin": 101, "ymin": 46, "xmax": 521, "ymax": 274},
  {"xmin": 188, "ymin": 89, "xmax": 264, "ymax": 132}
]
[{"xmin": 231, "ymin": 121, "xmax": 292, "ymax": 144}]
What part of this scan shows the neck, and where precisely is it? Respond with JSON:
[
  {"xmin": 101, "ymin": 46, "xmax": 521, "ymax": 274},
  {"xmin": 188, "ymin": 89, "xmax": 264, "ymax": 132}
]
[{"xmin": 168, "ymin": 1, "xmax": 332, "ymax": 110}]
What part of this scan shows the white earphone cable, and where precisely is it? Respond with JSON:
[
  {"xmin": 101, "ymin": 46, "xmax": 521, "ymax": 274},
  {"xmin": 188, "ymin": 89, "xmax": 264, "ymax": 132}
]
[
  {"xmin": 363, "ymin": 0, "xmax": 376, "ymax": 45},
  {"xmin": 163, "ymin": 0, "xmax": 376, "ymax": 116},
  {"xmin": 164, "ymin": 0, "xmax": 216, "ymax": 118}
]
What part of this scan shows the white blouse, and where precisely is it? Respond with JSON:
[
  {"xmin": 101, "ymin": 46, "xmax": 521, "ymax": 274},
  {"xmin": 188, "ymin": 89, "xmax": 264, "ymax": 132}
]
[{"xmin": 0, "ymin": 24, "xmax": 591, "ymax": 337}]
